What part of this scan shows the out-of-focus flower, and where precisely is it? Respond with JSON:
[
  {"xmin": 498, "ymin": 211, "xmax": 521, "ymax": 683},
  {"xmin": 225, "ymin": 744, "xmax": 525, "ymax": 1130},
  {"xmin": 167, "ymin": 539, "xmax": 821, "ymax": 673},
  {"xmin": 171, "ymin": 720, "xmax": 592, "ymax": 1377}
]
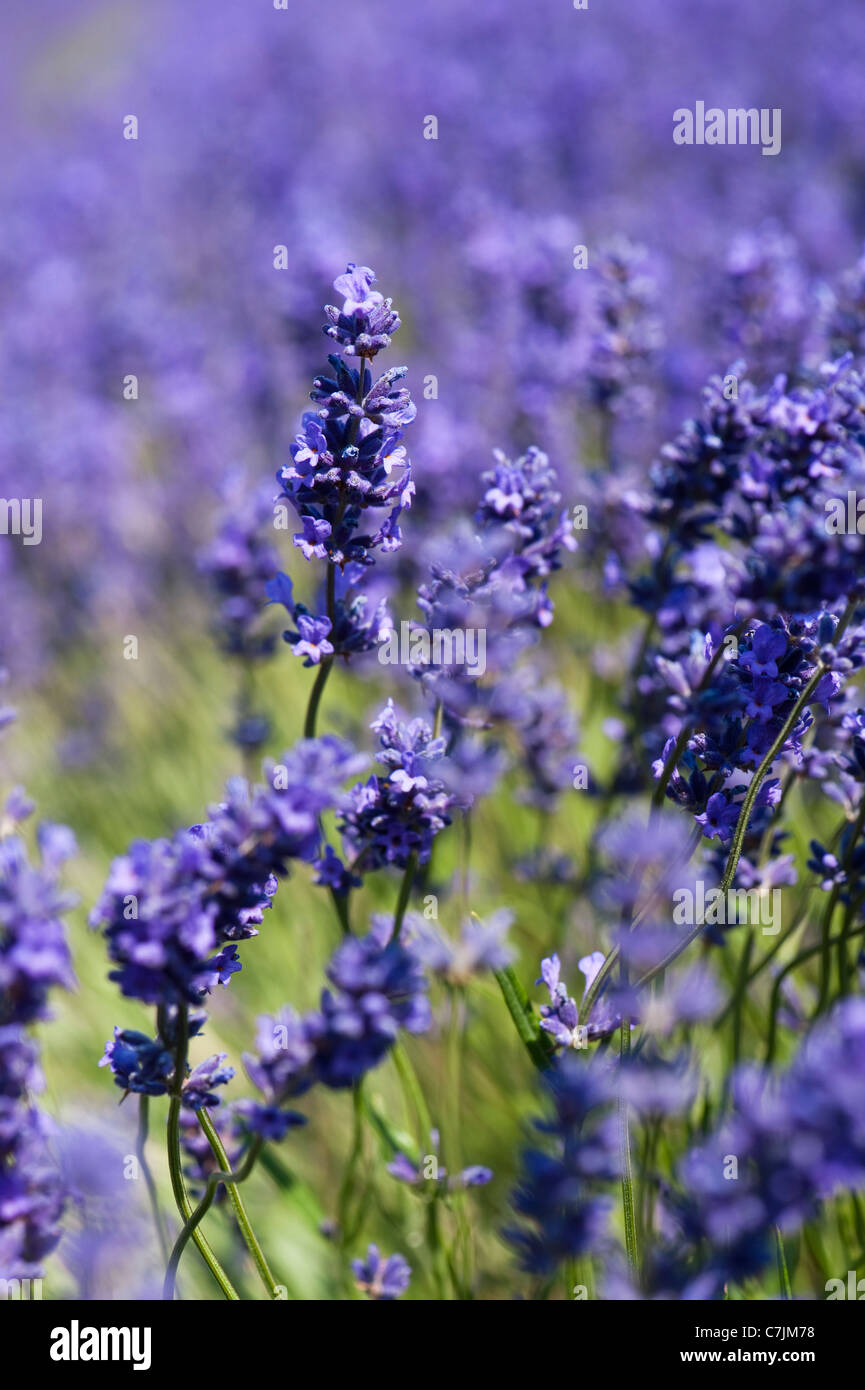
[{"xmin": 351, "ymin": 1243, "xmax": 411, "ymax": 1300}]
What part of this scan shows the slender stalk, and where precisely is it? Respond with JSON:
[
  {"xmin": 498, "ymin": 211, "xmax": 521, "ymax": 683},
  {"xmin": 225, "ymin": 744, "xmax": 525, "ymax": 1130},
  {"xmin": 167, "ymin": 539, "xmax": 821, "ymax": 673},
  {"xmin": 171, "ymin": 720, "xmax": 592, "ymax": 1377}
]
[
  {"xmin": 137, "ymin": 1095, "xmax": 170, "ymax": 1269},
  {"xmin": 337, "ymin": 1082, "xmax": 366, "ymax": 1243},
  {"xmin": 390, "ymin": 849, "xmax": 418, "ymax": 942},
  {"xmin": 775, "ymin": 1226, "xmax": 793, "ymax": 1300},
  {"xmin": 197, "ymin": 1107, "xmax": 279, "ymax": 1299},
  {"xmin": 730, "ymin": 930, "xmax": 755, "ymax": 1068},
  {"xmin": 766, "ymin": 922, "xmax": 865, "ymax": 1062},
  {"xmin": 303, "ymin": 656, "xmax": 334, "ymax": 739},
  {"xmin": 165, "ymin": 1009, "xmax": 239, "ymax": 1300},
  {"xmin": 815, "ymin": 884, "xmax": 841, "ymax": 1015},
  {"xmin": 720, "ymin": 663, "xmax": 828, "ymax": 897},
  {"xmin": 833, "ymin": 795, "xmax": 865, "ymax": 999},
  {"xmin": 392, "ymin": 1040, "xmax": 434, "ymax": 1147},
  {"xmin": 163, "ymin": 1137, "xmax": 262, "ymax": 1301},
  {"xmin": 618, "ymin": 1021, "xmax": 639, "ymax": 1282},
  {"xmin": 445, "ymin": 989, "xmax": 463, "ymax": 1173}
]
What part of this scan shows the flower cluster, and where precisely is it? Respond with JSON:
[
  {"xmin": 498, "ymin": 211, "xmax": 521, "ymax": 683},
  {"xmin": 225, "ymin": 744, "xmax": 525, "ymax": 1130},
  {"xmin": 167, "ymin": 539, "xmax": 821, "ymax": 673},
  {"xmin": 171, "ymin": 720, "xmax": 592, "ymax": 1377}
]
[
  {"xmin": 387, "ymin": 1129, "xmax": 492, "ymax": 1193},
  {"xmin": 636, "ymin": 999, "xmax": 865, "ymax": 1298},
  {"xmin": 197, "ymin": 480, "xmax": 280, "ymax": 663},
  {"xmin": 92, "ymin": 738, "xmax": 363, "ymax": 1010},
  {"xmin": 0, "ymin": 709, "xmax": 75, "ymax": 1278},
  {"xmin": 506, "ymin": 1055, "xmax": 617, "ymax": 1273},
  {"xmin": 274, "ymin": 265, "xmax": 413, "ymax": 667},
  {"xmin": 241, "ymin": 926, "xmax": 431, "ymax": 1135},
  {"xmin": 351, "ymin": 1243, "xmax": 411, "ymax": 1300},
  {"xmin": 339, "ymin": 700, "xmax": 464, "ymax": 872}
]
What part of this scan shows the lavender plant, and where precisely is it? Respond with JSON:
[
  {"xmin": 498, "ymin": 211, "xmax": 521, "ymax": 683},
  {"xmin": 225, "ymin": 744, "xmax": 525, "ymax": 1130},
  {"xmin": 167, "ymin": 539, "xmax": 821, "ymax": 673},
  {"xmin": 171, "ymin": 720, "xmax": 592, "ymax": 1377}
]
[{"xmin": 8, "ymin": 1, "xmax": 865, "ymax": 1304}]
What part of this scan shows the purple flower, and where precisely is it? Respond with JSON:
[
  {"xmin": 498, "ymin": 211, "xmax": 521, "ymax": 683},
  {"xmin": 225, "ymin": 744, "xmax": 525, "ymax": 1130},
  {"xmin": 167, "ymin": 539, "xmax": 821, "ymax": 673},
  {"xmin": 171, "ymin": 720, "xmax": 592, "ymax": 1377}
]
[
  {"xmin": 308, "ymin": 930, "xmax": 431, "ymax": 1088},
  {"xmin": 293, "ymin": 515, "xmax": 332, "ymax": 561},
  {"xmin": 739, "ymin": 625, "xmax": 787, "ymax": 678},
  {"xmin": 277, "ymin": 266, "xmax": 415, "ymax": 572},
  {"xmin": 536, "ymin": 953, "xmax": 582, "ymax": 1048},
  {"xmin": 409, "ymin": 909, "xmax": 514, "ymax": 983},
  {"xmin": 744, "ymin": 677, "xmax": 788, "ymax": 723},
  {"xmin": 351, "ymin": 1243, "xmax": 411, "ymax": 1300},
  {"xmin": 182, "ymin": 1053, "xmax": 235, "ymax": 1110},
  {"xmin": 506, "ymin": 1055, "xmax": 617, "ymax": 1273},
  {"xmin": 198, "ymin": 479, "xmax": 280, "ymax": 661},
  {"xmin": 99, "ymin": 1029, "xmax": 174, "ymax": 1098},
  {"xmin": 93, "ymin": 737, "xmax": 365, "ymax": 1011},
  {"xmin": 243, "ymin": 1008, "xmax": 316, "ymax": 1106},
  {"xmin": 695, "ymin": 792, "xmax": 740, "ymax": 843},
  {"xmin": 385, "ymin": 1129, "xmax": 492, "ymax": 1192},
  {"xmin": 340, "ymin": 700, "xmax": 464, "ymax": 870},
  {"xmin": 291, "ymin": 613, "xmax": 334, "ymax": 667},
  {"xmin": 0, "ymin": 828, "xmax": 76, "ymax": 1026}
]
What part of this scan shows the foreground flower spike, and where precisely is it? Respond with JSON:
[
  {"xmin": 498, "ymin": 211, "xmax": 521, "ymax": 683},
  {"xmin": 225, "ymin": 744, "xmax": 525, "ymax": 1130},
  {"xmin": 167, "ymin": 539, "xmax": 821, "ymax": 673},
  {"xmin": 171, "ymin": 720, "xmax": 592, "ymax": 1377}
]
[
  {"xmin": 351, "ymin": 1243, "xmax": 411, "ymax": 1300},
  {"xmin": 678, "ymin": 998, "xmax": 865, "ymax": 1294},
  {"xmin": 92, "ymin": 737, "xmax": 364, "ymax": 1010}
]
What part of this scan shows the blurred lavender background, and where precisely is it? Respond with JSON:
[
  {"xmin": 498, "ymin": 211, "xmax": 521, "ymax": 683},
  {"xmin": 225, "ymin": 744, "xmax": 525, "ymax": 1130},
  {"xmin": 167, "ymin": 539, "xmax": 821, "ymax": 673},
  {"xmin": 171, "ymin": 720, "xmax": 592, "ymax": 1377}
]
[{"xmin": 4, "ymin": 0, "xmax": 865, "ymax": 687}]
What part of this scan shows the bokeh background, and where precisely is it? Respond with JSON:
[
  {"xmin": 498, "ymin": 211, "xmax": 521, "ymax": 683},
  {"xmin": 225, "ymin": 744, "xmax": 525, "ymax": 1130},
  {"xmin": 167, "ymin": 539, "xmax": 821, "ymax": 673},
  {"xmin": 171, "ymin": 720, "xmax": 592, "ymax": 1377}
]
[{"xmin": 5, "ymin": 0, "xmax": 865, "ymax": 1298}]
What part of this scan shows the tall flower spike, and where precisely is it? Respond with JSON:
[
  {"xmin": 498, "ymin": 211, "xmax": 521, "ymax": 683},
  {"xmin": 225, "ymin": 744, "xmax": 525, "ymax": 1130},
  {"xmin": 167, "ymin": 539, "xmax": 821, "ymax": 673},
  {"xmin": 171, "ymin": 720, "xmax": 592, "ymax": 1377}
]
[{"xmin": 276, "ymin": 264, "xmax": 415, "ymax": 576}]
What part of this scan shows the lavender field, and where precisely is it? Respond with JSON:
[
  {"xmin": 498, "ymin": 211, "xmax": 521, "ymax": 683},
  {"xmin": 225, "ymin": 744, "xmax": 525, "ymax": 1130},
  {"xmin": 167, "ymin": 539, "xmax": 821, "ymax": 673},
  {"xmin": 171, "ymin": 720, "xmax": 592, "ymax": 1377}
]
[{"xmin": 4, "ymin": 0, "xmax": 865, "ymax": 1312}]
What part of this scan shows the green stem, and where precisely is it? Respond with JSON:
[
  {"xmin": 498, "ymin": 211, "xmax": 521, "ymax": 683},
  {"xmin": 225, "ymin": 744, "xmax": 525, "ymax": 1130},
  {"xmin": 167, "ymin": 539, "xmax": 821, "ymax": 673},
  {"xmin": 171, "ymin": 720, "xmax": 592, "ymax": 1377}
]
[
  {"xmin": 618, "ymin": 1021, "xmax": 639, "ymax": 1282},
  {"xmin": 720, "ymin": 663, "xmax": 828, "ymax": 897},
  {"xmin": 833, "ymin": 795, "xmax": 865, "ymax": 999},
  {"xmin": 494, "ymin": 965, "xmax": 555, "ymax": 1071},
  {"xmin": 730, "ymin": 930, "xmax": 755, "ymax": 1069},
  {"xmin": 337, "ymin": 1082, "xmax": 366, "ymax": 1244},
  {"xmin": 392, "ymin": 1040, "xmax": 434, "ymax": 1148},
  {"xmin": 137, "ymin": 1095, "xmax": 170, "ymax": 1269},
  {"xmin": 766, "ymin": 922, "xmax": 865, "ymax": 1062},
  {"xmin": 390, "ymin": 850, "xmax": 418, "ymax": 942},
  {"xmin": 165, "ymin": 1010, "xmax": 239, "ymax": 1300},
  {"xmin": 163, "ymin": 1138, "xmax": 262, "ymax": 1301},
  {"xmin": 303, "ymin": 656, "xmax": 334, "ymax": 739},
  {"xmin": 197, "ymin": 1107, "xmax": 279, "ymax": 1299},
  {"xmin": 815, "ymin": 884, "xmax": 841, "ymax": 1015},
  {"xmin": 445, "ymin": 990, "xmax": 463, "ymax": 1173},
  {"xmin": 775, "ymin": 1225, "xmax": 793, "ymax": 1300}
]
